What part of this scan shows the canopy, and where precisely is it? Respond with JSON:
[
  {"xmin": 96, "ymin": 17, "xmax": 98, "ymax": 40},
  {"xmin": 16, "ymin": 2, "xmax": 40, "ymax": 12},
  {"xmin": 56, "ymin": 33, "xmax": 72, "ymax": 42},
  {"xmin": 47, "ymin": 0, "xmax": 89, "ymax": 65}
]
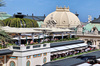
[
  {"xmin": 50, "ymin": 48, "xmax": 58, "ymax": 52},
  {"xmin": 50, "ymin": 43, "xmax": 87, "ymax": 52},
  {"xmin": 48, "ymin": 28, "xmax": 74, "ymax": 32},
  {"xmin": 1, "ymin": 26, "xmax": 42, "ymax": 33},
  {"xmin": 54, "ymin": 46, "xmax": 69, "ymax": 51}
]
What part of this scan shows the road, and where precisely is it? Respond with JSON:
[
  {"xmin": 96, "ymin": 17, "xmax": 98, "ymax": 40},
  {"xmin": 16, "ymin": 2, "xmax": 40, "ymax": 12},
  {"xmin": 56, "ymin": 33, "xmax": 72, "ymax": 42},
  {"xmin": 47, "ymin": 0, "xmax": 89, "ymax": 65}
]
[{"xmin": 43, "ymin": 51, "xmax": 100, "ymax": 66}]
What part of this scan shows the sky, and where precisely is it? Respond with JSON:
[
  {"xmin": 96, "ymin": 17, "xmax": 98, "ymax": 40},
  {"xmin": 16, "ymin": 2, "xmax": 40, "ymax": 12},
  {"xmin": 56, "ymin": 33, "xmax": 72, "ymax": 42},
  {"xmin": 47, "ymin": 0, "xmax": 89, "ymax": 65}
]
[{"xmin": 1, "ymin": 0, "xmax": 100, "ymax": 22}]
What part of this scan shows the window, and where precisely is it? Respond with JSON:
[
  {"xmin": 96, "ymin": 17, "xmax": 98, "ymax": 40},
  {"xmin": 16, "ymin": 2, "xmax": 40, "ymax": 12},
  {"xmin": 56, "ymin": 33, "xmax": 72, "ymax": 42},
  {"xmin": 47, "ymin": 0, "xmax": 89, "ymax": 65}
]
[
  {"xmin": 27, "ymin": 56, "xmax": 31, "ymax": 59},
  {"xmin": 33, "ymin": 55, "xmax": 37, "ymax": 58},
  {"xmin": 26, "ymin": 61, "xmax": 30, "ymax": 66},
  {"xmin": 33, "ymin": 45, "xmax": 40, "ymax": 48},
  {"xmin": 43, "ymin": 53, "xmax": 47, "ymax": 56},
  {"xmin": 9, "ymin": 57, "xmax": 17, "ymax": 59},
  {"xmin": 38, "ymin": 54, "xmax": 41, "ymax": 57},
  {"xmin": 43, "ymin": 44, "xmax": 46, "ymax": 47},
  {"xmin": 7, "ymin": 56, "xmax": 17, "ymax": 59},
  {"xmin": 0, "ymin": 56, "xmax": 4, "ymax": 59},
  {"xmin": 10, "ymin": 61, "xmax": 15, "ymax": 66},
  {"xmin": 43, "ymin": 57, "xmax": 47, "ymax": 63}
]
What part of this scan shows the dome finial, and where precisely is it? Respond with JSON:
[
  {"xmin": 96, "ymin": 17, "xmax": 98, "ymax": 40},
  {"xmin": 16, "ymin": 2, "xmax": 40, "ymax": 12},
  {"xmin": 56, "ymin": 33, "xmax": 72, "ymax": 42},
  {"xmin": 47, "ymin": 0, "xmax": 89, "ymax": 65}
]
[
  {"xmin": 56, "ymin": 5, "xmax": 58, "ymax": 9},
  {"xmin": 60, "ymin": 6, "xmax": 62, "ymax": 8},
  {"xmin": 64, "ymin": 5, "xmax": 66, "ymax": 8},
  {"xmin": 67, "ymin": 6, "xmax": 69, "ymax": 9}
]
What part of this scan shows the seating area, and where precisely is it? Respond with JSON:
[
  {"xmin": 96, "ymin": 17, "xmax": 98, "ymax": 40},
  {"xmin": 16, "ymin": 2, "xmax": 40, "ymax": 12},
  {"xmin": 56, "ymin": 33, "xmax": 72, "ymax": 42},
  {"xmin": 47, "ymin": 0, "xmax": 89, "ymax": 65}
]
[{"xmin": 51, "ymin": 47, "xmax": 96, "ymax": 61}]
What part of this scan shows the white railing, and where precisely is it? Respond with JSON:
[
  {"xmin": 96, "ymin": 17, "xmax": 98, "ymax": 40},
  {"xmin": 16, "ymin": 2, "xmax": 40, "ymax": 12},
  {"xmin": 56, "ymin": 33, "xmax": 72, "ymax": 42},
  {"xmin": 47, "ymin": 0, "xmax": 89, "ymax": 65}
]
[{"xmin": 9, "ymin": 43, "xmax": 50, "ymax": 51}]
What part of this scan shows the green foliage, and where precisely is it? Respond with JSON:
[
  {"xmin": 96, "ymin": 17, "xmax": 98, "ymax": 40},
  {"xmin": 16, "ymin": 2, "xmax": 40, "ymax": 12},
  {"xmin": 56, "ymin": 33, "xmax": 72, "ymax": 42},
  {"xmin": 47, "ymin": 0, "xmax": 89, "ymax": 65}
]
[
  {"xmin": 2, "ymin": 18, "xmax": 39, "ymax": 28},
  {"xmin": 0, "ymin": 0, "xmax": 5, "ymax": 7},
  {"xmin": 0, "ymin": 30, "xmax": 12, "ymax": 42}
]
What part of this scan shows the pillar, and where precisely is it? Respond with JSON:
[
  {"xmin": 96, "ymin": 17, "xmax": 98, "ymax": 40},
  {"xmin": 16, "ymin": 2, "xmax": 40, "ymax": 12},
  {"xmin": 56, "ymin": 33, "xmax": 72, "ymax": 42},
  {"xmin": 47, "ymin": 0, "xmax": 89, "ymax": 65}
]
[
  {"xmin": 62, "ymin": 32, "xmax": 64, "ymax": 40},
  {"xmin": 18, "ymin": 33, "xmax": 21, "ymax": 46},
  {"xmin": 32, "ymin": 33, "xmax": 34, "ymax": 42},
  {"xmin": 38, "ymin": 33, "xmax": 41, "ymax": 43},
  {"xmin": 53, "ymin": 33, "xmax": 55, "ymax": 40},
  {"xmin": 70, "ymin": 34, "xmax": 72, "ymax": 38},
  {"xmin": 3, "ymin": 55, "xmax": 6, "ymax": 66},
  {"xmin": 18, "ymin": 57, "xmax": 26, "ymax": 66},
  {"xmin": 96, "ymin": 40, "xmax": 99, "ymax": 49}
]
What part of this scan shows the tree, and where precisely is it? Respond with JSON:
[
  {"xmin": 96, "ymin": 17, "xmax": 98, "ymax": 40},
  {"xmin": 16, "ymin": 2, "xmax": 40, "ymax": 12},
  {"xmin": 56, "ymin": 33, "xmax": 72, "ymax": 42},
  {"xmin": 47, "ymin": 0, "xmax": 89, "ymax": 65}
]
[
  {"xmin": 0, "ymin": 28, "xmax": 12, "ymax": 47},
  {"xmin": 0, "ymin": 0, "xmax": 5, "ymax": 7}
]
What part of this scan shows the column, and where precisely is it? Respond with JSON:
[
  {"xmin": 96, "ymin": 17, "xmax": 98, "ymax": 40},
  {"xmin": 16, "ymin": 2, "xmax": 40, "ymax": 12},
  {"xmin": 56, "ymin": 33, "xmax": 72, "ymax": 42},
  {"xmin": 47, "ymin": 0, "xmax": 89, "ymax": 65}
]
[
  {"xmin": 3, "ymin": 55, "xmax": 6, "ymax": 66},
  {"xmin": 38, "ymin": 33, "xmax": 41, "ymax": 43},
  {"xmin": 62, "ymin": 32, "xmax": 64, "ymax": 40},
  {"xmin": 70, "ymin": 34, "xmax": 72, "ymax": 38},
  {"xmin": 26, "ymin": 36, "xmax": 27, "ymax": 44},
  {"xmin": 96, "ymin": 40, "xmax": 99, "ymax": 49},
  {"xmin": 53, "ymin": 33, "xmax": 55, "ymax": 40},
  {"xmin": 18, "ymin": 33, "xmax": 21, "ymax": 46},
  {"xmin": 18, "ymin": 57, "xmax": 26, "ymax": 66},
  {"xmin": 92, "ymin": 41, "xmax": 96, "ymax": 45},
  {"xmin": 32, "ymin": 33, "xmax": 34, "ymax": 42}
]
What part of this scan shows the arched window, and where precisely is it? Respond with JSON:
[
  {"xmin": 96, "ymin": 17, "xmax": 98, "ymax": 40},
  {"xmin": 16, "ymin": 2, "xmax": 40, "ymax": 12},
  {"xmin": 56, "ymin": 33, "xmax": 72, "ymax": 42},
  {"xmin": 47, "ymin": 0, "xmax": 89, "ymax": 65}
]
[
  {"xmin": 26, "ymin": 61, "xmax": 30, "ymax": 66},
  {"xmin": 87, "ymin": 41, "xmax": 92, "ymax": 45},
  {"xmin": 10, "ymin": 61, "xmax": 15, "ymax": 66},
  {"xmin": 43, "ymin": 57, "xmax": 47, "ymax": 63}
]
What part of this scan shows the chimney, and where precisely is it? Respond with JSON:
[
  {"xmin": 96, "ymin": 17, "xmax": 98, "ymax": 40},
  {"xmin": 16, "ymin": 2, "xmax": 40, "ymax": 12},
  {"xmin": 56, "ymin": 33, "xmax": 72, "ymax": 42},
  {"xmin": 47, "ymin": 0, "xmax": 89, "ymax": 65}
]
[
  {"xmin": 32, "ymin": 13, "xmax": 34, "ymax": 16},
  {"xmin": 44, "ymin": 14, "xmax": 46, "ymax": 18},
  {"xmin": 75, "ymin": 12, "xmax": 79, "ymax": 17}
]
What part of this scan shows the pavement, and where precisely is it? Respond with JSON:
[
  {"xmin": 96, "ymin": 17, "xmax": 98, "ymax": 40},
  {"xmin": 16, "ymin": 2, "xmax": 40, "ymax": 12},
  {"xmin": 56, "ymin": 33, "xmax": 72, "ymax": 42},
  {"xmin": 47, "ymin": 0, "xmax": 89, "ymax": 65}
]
[{"xmin": 43, "ymin": 51, "xmax": 100, "ymax": 66}]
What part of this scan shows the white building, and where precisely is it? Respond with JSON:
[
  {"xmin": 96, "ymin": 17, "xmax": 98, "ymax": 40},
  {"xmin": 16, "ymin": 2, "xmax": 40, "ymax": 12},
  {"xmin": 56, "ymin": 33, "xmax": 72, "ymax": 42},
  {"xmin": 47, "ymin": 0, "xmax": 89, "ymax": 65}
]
[{"xmin": 0, "ymin": 43, "xmax": 50, "ymax": 66}]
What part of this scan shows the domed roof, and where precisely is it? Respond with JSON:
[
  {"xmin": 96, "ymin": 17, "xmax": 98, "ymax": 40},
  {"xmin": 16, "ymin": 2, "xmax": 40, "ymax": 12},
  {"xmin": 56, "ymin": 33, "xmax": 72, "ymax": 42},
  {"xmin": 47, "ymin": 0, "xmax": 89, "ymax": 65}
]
[
  {"xmin": 44, "ymin": 6, "xmax": 81, "ymax": 28},
  {"xmin": 1, "ymin": 18, "xmax": 39, "ymax": 28}
]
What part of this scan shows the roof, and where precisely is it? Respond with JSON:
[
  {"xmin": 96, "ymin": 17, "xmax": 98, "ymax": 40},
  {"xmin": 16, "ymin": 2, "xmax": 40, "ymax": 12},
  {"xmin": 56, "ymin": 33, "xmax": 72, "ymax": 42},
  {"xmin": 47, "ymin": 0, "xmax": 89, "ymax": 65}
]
[
  {"xmin": 48, "ymin": 28, "xmax": 74, "ymax": 32},
  {"xmin": 37, "ymin": 21, "xmax": 44, "ymax": 27},
  {"xmin": 43, "ymin": 51, "xmax": 100, "ymax": 66},
  {"xmin": 21, "ymin": 16, "xmax": 45, "ymax": 21},
  {"xmin": 0, "ymin": 49, "xmax": 13, "ymax": 56},
  {"xmin": 90, "ymin": 16, "xmax": 100, "ymax": 23},
  {"xmin": 1, "ymin": 26, "xmax": 42, "ymax": 33},
  {"xmin": 44, "ymin": 6, "xmax": 81, "ymax": 28},
  {"xmin": 84, "ymin": 23, "xmax": 100, "ymax": 31},
  {"xmin": 50, "ymin": 40, "xmax": 84, "ymax": 48}
]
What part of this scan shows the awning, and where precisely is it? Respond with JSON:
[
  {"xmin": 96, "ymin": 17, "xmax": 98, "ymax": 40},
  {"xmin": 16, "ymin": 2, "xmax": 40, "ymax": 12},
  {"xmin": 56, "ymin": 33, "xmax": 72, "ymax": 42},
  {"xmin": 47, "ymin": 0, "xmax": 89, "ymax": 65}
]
[
  {"xmin": 65, "ymin": 45, "xmax": 78, "ymax": 49},
  {"xmin": 0, "ymin": 49, "xmax": 13, "ymax": 56},
  {"xmin": 65, "ymin": 43, "xmax": 87, "ymax": 49},
  {"xmin": 50, "ymin": 48, "xmax": 58, "ymax": 52},
  {"xmin": 54, "ymin": 46, "xmax": 69, "ymax": 51},
  {"xmin": 1, "ymin": 26, "xmax": 42, "ymax": 33},
  {"xmin": 50, "ymin": 43, "xmax": 87, "ymax": 52},
  {"xmin": 77, "ymin": 43, "xmax": 87, "ymax": 47}
]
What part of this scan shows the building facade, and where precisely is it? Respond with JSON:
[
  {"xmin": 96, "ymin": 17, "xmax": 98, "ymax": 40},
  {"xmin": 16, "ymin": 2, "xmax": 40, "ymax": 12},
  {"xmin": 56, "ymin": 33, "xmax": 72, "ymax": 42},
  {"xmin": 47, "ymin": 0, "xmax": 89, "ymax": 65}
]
[
  {"xmin": 76, "ymin": 15, "xmax": 100, "ymax": 49},
  {"xmin": 0, "ymin": 43, "xmax": 50, "ymax": 66}
]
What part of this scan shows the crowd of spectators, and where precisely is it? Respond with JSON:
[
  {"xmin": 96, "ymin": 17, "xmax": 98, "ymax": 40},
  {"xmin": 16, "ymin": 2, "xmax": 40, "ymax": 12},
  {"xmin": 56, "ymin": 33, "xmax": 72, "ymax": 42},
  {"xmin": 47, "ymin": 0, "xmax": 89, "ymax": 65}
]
[{"xmin": 51, "ymin": 47, "xmax": 96, "ymax": 60}]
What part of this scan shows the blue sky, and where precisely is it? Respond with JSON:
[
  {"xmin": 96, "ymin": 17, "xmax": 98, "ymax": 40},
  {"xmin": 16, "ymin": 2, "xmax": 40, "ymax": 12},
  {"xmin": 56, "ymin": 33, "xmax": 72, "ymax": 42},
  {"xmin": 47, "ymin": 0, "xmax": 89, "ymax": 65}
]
[{"xmin": 1, "ymin": 0, "xmax": 100, "ymax": 22}]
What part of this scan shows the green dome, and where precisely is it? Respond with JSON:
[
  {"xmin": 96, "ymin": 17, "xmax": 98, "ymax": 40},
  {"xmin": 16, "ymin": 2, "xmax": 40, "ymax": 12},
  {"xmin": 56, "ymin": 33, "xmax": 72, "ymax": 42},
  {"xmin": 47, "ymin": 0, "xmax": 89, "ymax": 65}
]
[{"xmin": 1, "ymin": 18, "xmax": 39, "ymax": 28}]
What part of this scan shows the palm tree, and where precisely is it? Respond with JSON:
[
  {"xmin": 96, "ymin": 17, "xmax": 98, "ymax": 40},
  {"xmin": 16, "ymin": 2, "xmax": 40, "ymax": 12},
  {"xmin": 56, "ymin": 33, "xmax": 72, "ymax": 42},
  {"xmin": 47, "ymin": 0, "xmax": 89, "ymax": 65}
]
[
  {"xmin": 0, "ymin": 28, "xmax": 12, "ymax": 48},
  {"xmin": 0, "ymin": 0, "xmax": 5, "ymax": 7}
]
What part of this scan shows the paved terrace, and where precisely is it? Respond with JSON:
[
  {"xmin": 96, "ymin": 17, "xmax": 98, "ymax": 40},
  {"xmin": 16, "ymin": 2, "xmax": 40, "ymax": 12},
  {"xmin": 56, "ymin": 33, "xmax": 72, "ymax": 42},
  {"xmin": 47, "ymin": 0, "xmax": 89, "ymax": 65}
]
[{"xmin": 43, "ymin": 51, "xmax": 100, "ymax": 66}]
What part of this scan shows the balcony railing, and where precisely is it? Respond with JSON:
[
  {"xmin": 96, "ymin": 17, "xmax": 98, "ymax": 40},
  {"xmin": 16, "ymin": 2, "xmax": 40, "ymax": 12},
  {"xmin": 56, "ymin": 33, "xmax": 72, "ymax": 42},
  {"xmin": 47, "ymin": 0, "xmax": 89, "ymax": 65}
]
[{"xmin": 9, "ymin": 43, "xmax": 50, "ymax": 51}]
